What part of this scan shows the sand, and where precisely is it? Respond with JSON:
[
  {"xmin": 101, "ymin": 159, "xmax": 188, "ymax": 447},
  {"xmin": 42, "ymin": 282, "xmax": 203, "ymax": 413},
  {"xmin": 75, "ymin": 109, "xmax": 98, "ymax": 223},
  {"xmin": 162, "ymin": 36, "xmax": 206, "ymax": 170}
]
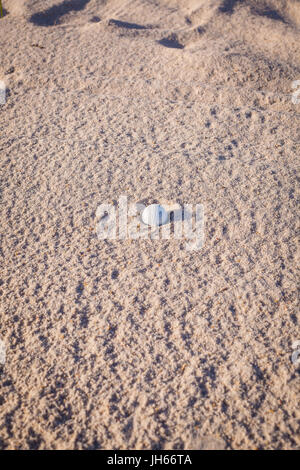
[{"xmin": 0, "ymin": 0, "xmax": 299, "ymax": 450}]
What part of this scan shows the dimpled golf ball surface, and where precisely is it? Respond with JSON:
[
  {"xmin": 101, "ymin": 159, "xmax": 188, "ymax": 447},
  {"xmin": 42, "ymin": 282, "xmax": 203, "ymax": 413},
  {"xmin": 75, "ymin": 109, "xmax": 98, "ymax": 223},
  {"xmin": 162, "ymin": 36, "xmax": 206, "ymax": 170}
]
[{"xmin": 142, "ymin": 204, "xmax": 168, "ymax": 226}]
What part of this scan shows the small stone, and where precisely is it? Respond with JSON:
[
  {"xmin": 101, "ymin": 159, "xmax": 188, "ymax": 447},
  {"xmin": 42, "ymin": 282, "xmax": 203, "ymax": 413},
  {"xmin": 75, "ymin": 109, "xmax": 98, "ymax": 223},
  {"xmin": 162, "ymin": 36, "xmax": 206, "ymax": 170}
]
[
  {"xmin": 90, "ymin": 16, "xmax": 101, "ymax": 23},
  {"xmin": 5, "ymin": 67, "xmax": 15, "ymax": 75}
]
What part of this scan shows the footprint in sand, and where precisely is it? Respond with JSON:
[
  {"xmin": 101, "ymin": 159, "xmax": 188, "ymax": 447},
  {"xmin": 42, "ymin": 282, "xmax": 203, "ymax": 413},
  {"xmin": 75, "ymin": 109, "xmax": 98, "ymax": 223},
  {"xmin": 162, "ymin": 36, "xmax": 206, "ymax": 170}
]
[
  {"xmin": 29, "ymin": 0, "xmax": 91, "ymax": 27},
  {"xmin": 108, "ymin": 18, "xmax": 153, "ymax": 30}
]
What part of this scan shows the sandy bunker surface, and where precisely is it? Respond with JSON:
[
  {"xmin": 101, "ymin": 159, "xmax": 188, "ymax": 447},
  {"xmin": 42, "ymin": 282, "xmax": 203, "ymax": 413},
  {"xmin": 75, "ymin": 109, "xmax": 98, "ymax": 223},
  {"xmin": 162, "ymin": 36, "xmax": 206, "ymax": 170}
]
[{"xmin": 0, "ymin": 0, "xmax": 299, "ymax": 450}]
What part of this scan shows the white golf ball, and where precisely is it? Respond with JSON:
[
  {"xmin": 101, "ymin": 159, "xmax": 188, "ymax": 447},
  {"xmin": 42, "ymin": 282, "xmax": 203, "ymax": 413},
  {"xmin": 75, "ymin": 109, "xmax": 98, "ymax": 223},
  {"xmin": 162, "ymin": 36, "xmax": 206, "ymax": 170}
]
[{"xmin": 142, "ymin": 204, "xmax": 168, "ymax": 226}]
